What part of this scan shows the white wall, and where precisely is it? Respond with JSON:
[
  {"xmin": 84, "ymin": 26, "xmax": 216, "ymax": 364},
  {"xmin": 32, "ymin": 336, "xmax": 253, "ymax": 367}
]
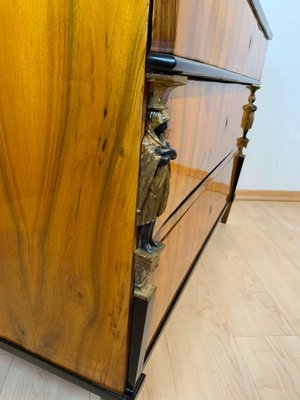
[{"xmin": 239, "ymin": 0, "xmax": 300, "ymax": 190}]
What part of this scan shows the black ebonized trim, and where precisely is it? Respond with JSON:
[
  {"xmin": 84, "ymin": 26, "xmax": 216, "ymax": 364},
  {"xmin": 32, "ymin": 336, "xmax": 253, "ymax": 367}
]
[
  {"xmin": 248, "ymin": 0, "xmax": 273, "ymax": 40},
  {"xmin": 221, "ymin": 151, "xmax": 246, "ymax": 224},
  {"xmin": 146, "ymin": 0, "xmax": 154, "ymax": 53},
  {"xmin": 124, "ymin": 374, "xmax": 146, "ymax": 400},
  {"xmin": 147, "ymin": 53, "xmax": 261, "ymax": 85},
  {"xmin": 127, "ymin": 289, "xmax": 156, "ymax": 390},
  {"xmin": 144, "ymin": 201, "xmax": 230, "ymax": 363},
  {"xmin": 0, "ymin": 338, "xmax": 145, "ymax": 400}
]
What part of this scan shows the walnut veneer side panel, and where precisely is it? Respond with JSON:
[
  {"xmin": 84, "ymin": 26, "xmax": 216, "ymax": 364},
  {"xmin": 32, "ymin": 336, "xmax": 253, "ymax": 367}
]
[
  {"xmin": 148, "ymin": 154, "xmax": 234, "ymax": 345},
  {"xmin": 151, "ymin": 0, "xmax": 180, "ymax": 53},
  {"xmin": 152, "ymin": 0, "xmax": 268, "ymax": 79},
  {"xmin": 0, "ymin": 0, "xmax": 149, "ymax": 393},
  {"xmin": 154, "ymin": 81, "xmax": 249, "ymax": 233}
]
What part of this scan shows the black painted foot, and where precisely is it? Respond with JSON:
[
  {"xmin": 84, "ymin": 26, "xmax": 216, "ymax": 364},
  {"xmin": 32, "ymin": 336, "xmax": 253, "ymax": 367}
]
[{"xmin": 125, "ymin": 374, "xmax": 146, "ymax": 399}]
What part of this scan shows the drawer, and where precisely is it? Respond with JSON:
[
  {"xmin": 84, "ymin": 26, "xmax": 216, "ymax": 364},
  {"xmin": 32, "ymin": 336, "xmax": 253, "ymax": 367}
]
[
  {"xmin": 147, "ymin": 151, "xmax": 234, "ymax": 346},
  {"xmin": 151, "ymin": 0, "xmax": 269, "ymax": 79},
  {"xmin": 155, "ymin": 80, "xmax": 249, "ymax": 231}
]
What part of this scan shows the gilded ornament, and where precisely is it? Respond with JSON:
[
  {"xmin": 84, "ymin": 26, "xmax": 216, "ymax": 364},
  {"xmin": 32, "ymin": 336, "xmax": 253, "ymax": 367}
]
[
  {"xmin": 134, "ymin": 73, "xmax": 186, "ymax": 287},
  {"xmin": 241, "ymin": 85, "xmax": 260, "ymax": 137}
]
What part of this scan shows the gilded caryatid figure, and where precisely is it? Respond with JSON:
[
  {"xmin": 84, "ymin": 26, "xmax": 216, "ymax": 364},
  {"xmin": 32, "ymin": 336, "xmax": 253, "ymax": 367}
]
[
  {"xmin": 134, "ymin": 73, "xmax": 186, "ymax": 287},
  {"xmin": 238, "ymin": 85, "xmax": 260, "ymax": 155},
  {"xmin": 241, "ymin": 85, "xmax": 260, "ymax": 136},
  {"xmin": 136, "ymin": 109, "xmax": 176, "ymax": 253}
]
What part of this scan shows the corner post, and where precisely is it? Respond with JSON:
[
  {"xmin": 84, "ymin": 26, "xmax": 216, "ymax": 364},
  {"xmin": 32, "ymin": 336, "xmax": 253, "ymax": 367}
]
[
  {"xmin": 126, "ymin": 284, "xmax": 156, "ymax": 396},
  {"xmin": 126, "ymin": 74, "xmax": 186, "ymax": 398}
]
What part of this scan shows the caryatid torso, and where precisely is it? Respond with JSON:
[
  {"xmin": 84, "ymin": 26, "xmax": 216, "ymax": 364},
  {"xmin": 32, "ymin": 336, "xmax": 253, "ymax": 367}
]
[
  {"xmin": 133, "ymin": 74, "xmax": 186, "ymax": 287},
  {"xmin": 136, "ymin": 108, "xmax": 177, "ymax": 227}
]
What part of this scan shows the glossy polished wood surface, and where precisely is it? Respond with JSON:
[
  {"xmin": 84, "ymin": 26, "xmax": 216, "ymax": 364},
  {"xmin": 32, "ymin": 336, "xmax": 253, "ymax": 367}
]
[
  {"xmin": 0, "ymin": 0, "xmax": 149, "ymax": 393},
  {"xmin": 155, "ymin": 81, "xmax": 249, "ymax": 233},
  {"xmin": 152, "ymin": 0, "xmax": 268, "ymax": 79},
  {"xmin": 148, "ymin": 153, "xmax": 235, "ymax": 346},
  {"xmin": 156, "ymin": 152, "xmax": 234, "ymax": 242}
]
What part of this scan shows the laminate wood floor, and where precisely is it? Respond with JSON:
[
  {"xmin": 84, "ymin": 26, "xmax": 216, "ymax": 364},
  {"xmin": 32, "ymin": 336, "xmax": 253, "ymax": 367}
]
[{"xmin": 0, "ymin": 201, "xmax": 299, "ymax": 399}]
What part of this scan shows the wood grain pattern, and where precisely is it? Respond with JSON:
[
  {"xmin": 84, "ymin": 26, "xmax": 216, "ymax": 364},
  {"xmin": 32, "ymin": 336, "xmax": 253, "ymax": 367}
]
[
  {"xmin": 202, "ymin": 246, "xmax": 295, "ymax": 336},
  {"xmin": 151, "ymin": 0, "xmax": 179, "ymax": 53},
  {"xmin": 156, "ymin": 152, "xmax": 234, "ymax": 242},
  {"xmin": 235, "ymin": 202, "xmax": 300, "ymax": 335},
  {"xmin": 0, "ymin": 358, "xmax": 90, "ymax": 400},
  {"xmin": 146, "ymin": 267, "xmax": 260, "ymax": 400},
  {"xmin": 0, "ymin": 202, "xmax": 299, "ymax": 399},
  {"xmin": 237, "ymin": 189, "xmax": 300, "ymax": 201},
  {"xmin": 151, "ymin": 0, "xmax": 269, "ymax": 79},
  {"xmin": 237, "ymin": 336, "xmax": 300, "ymax": 400},
  {"xmin": 138, "ymin": 335, "xmax": 176, "ymax": 400},
  {"xmin": 155, "ymin": 81, "xmax": 250, "ymax": 233},
  {"xmin": 0, "ymin": 355, "xmax": 13, "ymax": 392},
  {"xmin": 0, "ymin": 0, "xmax": 149, "ymax": 393},
  {"xmin": 139, "ymin": 201, "xmax": 300, "ymax": 400},
  {"xmin": 247, "ymin": 0, "xmax": 273, "ymax": 39},
  {"xmin": 148, "ymin": 153, "xmax": 234, "ymax": 345}
]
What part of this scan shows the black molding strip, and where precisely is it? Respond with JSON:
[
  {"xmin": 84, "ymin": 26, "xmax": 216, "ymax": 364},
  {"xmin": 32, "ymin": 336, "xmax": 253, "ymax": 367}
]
[
  {"xmin": 0, "ymin": 337, "xmax": 145, "ymax": 400},
  {"xmin": 248, "ymin": 0, "xmax": 273, "ymax": 40},
  {"xmin": 147, "ymin": 53, "xmax": 261, "ymax": 85},
  {"xmin": 127, "ymin": 287, "xmax": 156, "ymax": 391},
  {"xmin": 144, "ymin": 201, "xmax": 230, "ymax": 364}
]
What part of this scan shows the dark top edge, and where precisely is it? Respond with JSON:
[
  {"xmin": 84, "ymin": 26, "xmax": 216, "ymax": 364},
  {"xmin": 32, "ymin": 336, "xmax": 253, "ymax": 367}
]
[
  {"xmin": 248, "ymin": 0, "xmax": 273, "ymax": 39},
  {"xmin": 146, "ymin": 53, "xmax": 261, "ymax": 86}
]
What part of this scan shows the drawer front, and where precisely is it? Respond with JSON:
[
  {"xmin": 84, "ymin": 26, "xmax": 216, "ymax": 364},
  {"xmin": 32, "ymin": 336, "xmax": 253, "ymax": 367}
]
[
  {"xmin": 151, "ymin": 0, "xmax": 268, "ymax": 79},
  {"xmin": 148, "ymin": 152, "xmax": 234, "ymax": 346},
  {"xmin": 155, "ymin": 80, "xmax": 248, "ymax": 232}
]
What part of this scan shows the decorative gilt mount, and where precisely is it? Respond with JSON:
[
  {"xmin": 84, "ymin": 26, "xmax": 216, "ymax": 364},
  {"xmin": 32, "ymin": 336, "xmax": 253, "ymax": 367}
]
[
  {"xmin": 221, "ymin": 84, "xmax": 260, "ymax": 224},
  {"xmin": 134, "ymin": 73, "xmax": 187, "ymax": 288},
  {"xmin": 238, "ymin": 85, "xmax": 260, "ymax": 155}
]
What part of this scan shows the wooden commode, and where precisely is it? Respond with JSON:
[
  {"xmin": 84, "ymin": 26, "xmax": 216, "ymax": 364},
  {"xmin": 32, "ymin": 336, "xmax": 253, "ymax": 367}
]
[{"xmin": 0, "ymin": 1, "xmax": 271, "ymax": 399}]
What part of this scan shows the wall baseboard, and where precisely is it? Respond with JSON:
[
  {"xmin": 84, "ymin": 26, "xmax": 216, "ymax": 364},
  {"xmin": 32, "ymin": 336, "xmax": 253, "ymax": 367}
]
[{"xmin": 237, "ymin": 190, "xmax": 300, "ymax": 202}]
